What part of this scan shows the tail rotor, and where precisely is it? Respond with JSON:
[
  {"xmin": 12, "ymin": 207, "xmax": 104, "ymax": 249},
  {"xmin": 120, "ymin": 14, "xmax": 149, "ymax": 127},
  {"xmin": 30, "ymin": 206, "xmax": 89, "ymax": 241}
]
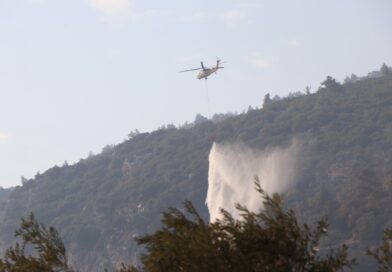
[{"xmin": 216, "ymin": 56, "xmax": 226, "ymax": 69}]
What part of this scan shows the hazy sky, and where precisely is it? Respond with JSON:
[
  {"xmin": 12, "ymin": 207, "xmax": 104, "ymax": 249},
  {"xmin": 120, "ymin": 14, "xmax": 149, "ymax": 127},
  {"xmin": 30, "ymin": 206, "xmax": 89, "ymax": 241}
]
[{"xmin": 0, "ymin": 0, "xmax": 391, "ymax": 187}]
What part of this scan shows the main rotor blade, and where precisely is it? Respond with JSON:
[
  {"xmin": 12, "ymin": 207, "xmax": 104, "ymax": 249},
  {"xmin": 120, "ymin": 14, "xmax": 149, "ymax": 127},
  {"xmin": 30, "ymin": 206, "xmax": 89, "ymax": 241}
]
[{"xmin": 179, "ymin": 68, "xmax": 201, "ymax": 73}]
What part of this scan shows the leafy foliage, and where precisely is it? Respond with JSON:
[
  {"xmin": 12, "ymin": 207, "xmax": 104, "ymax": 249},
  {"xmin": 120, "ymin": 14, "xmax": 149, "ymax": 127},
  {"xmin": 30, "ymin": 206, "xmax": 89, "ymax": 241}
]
[
  {"xmin": 133, "ymin": 180, "xmax": 355, "ymax": 272},
  {"xmin": 368, "ymin": 229, "xmax": 392, "ymax": 272},
  {"xmin": 320, "ymin": 76, "xmax": 342, "ymax": 91},
  {"xmin": 0, "ymin": 213, "xmax": 73, "ymax": 272}
]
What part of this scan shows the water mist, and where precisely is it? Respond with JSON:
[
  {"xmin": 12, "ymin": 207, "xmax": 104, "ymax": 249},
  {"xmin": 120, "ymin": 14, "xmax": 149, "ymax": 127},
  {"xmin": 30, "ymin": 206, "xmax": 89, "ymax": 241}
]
[{"xmin": 206, "ymin": 140, "xmax": 300, "ymax": 222}]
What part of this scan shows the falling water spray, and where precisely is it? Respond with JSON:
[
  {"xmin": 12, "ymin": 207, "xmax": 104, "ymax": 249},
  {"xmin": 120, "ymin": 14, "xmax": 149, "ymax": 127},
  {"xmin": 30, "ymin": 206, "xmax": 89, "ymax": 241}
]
[{"xmin": 206, "ymin": 140, "xmax": 300, "ymax": 222}]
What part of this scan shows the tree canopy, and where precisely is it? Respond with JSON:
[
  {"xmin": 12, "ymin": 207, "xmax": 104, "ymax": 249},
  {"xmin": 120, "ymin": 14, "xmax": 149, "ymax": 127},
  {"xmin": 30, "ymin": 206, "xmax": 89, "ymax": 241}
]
[
  {"xmin": 368, "ymin": 229, "xmax": 392, "ymax": 272},
  {"xmin": 130, "ymin": 180, "xmax": 355, "ymax": 272},
  {"xmin": 0, "ymin": 213, "xmax": 73, "ymax": 272},
  {"xmin": 7, "ymin": 180, "xmax": 392, "ymax": 271}
]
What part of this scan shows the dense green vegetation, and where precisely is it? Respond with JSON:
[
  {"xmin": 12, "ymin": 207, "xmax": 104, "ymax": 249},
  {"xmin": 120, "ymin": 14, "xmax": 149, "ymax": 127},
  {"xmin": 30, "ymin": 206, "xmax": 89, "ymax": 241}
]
[
  {"xmin": 0, "ymin": 213, "xmax": 73, "ymax": 272},
  {"xmin": 0, "ymin": 183, "xmax": 357, "ymax": 272},
  {"xmin": 2, "ymin": 185, "xmax": 392, "ymax": 271},
  {"xmin": 368, "ymin": 229, "xmax": 392, "ymax": 272},
  {"xmin": 129, "ymin": 180, "xmax": 355, "ymax": 272},
  {"xmin": 0, "ymin": 66, "xmax": 391, "ymax": 270}
]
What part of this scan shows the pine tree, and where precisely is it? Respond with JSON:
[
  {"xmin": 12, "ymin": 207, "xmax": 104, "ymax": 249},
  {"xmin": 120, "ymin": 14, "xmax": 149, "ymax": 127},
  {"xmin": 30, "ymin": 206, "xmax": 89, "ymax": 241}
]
[
  {"xmin": 132, "ymin": 179, "xmax": 355, "ymax": 272},
  {"xmin": 380, "ymin": 64, "xmax": 391, "ymax": 77},
  {"xmin": 320, "ymin": 76, "xmax": 341, "ymax": 91},
  {"xmin": 368, "ymin": 229, "xmax": 392, "ymax": 272},
  {"xmin": 0, "ymin": 213, "xmax": 74, "ymax": 272},
  {"xmin": 263, "ymin": 93, "xmax": 271, "ymax": 107}
]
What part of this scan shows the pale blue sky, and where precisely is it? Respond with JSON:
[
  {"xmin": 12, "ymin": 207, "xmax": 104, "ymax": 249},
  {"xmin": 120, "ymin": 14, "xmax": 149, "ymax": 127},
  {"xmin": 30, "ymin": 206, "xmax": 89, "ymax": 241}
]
[{"xmin": 0, "ymin": 0, "xmax": 391, "ymax": 187}]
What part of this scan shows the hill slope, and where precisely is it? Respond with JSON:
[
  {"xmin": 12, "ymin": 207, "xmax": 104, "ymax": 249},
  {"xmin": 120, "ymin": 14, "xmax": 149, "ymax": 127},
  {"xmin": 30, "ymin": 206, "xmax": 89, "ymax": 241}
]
[{"xmin": 1, "ymin": 72, "xmax": 392, "ymax": 271}]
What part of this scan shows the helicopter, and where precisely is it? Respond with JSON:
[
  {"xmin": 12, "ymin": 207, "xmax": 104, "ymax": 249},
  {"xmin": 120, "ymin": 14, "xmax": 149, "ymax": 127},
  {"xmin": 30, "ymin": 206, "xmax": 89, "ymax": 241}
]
[{"xmin": 180, "ymin": 58, "xmax": 225, "ymax": 80}]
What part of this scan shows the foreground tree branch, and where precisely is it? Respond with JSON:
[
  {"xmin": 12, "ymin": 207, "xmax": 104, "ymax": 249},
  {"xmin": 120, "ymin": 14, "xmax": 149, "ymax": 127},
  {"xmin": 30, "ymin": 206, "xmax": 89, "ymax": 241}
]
[
  {"xmin": 132, "ymin": 178, "xmax": 355, "ymax": 272},
  {"xmin": 0, "ymin": 213, "xmax": 74, "ymax": 272}
]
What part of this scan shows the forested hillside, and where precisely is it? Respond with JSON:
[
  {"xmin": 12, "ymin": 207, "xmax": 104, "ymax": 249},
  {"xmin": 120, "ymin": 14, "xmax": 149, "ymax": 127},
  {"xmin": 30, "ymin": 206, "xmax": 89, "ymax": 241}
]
[
  {"xmin": 0, "ymin": 188, "xmax": 11, "ymax": 205},
  {"xmin": 0, "ymin": 68, "xmax": 391, "ymax": 271}
]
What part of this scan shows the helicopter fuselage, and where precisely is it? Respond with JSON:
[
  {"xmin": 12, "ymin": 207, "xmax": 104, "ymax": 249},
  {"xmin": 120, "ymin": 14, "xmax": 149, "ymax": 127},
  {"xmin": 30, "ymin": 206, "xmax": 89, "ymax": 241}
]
[
  {"xmin": 180, "ymin": 59, "xmax": 224, "ymax": 79},
  {"xmin": 197, "ymin": 67, "xmax": 223, "ymax": 80}
]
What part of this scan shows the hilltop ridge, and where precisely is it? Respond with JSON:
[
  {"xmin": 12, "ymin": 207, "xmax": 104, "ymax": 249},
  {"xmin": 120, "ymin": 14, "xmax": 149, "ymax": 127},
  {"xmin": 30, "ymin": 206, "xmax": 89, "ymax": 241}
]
[{"xmin": 0, "ymin": 66, "xmax": 391, "ymax": 271}]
